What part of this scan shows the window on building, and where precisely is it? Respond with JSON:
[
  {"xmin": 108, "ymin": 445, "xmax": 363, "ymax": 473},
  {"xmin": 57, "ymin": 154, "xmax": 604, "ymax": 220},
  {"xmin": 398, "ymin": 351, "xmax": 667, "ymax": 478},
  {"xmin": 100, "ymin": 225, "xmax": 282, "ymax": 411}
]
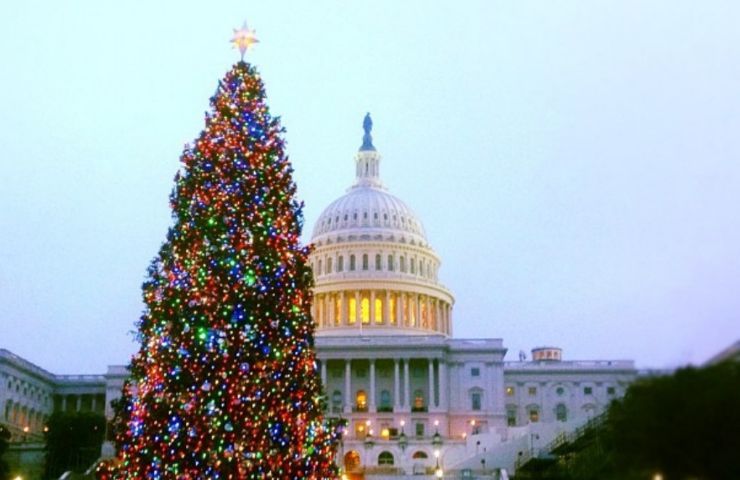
[
  {"xmin": 412, "ymin": 450, "xmax": 427, "ymax": 459},
  {"xmin": 374, "ymin": 298, "xmax": 383, "ymax": 324},
  {"xmin": 327, "ymin": 257, "xmax": 332, "ymax": 274},
  {"xmin": 362, "ymin": 254, "xmax": 369, "ymax": 270},
  {"xmin": 471, "ymin": 392, "xmax": 482, "ymax": 411},
  {"xmin": 379, "ymin": 390, "xmax": 392, "ymax": 411},
  {"xmin": 507, "ymin": 408, "xmax": 517, "ymax": 426},
  {"xmin": 331, "ymin": 390, "xmax": 342, "ymax": 413},
  {"xmin": 556, "ymin": 387, "xmax": 565, "ymax": 396},
  {"xmin": 415, "ymin": 423, "xmax": 425, "ymax": 438},
  {"xmin": 375, "ymin": 254, "xmax": 382, "ymax": 270},
  {"xmin": 349, "ymin": 255, "xmax": 356, "ymax": 271},
  {"xmin": 410, "ymin": 258, "xmax": 416, "ymax": 274},
  {"xmin": 317, "ymin": 260, "xmax": 322, "ymax": 275},
  {"xmin": 529, "ymin": 409, "xmax": 540, "ymax": 423},
  {"xmin": 413, "ymin": 390, "xmax": 425, "ymax": 411},
  {"xmin": 471, "ymin": 367, "xmax": 480, "ymax": 377},
  {"xmin": 348, "ymin": 298, "xmax": 357, "ymax": 324},
  {"xmin": 387, "ymin": 255, "xmax": 394, "ymax": 271},
  {"xmin": 337, "ymin": 256, "xmax": 344, "ymax": 272},
  {"xmin": 528, "ymin": 387, "xmax": 537, "ymax": 396},
  {"xmin": 355, "ymin": 390, "xmax": 367, "ymax": 412},
  {"xmin": 607, "ymin": 386, "xmax": 616, "ymax": 395},
  {"xmin": 584, "ymin": 387, "xmax": 593, "ymax": 395},
  {"xmin": 378, "ymin": 451, "xmax": 394, "ymax": 465},
  {"xmin": 506, "ymin": 386, "xmax": 515, "ymax": 396},
  {"xmin": 400, "ymin": 256, "xmax": 406, "ymax": 272},
  {"xmin": 555, "ymin": 403, "xmax": 567, "ymax": 422},
  {"xmin": 361, "ymin": 297, "xmax": 370, "ymax": 324}
]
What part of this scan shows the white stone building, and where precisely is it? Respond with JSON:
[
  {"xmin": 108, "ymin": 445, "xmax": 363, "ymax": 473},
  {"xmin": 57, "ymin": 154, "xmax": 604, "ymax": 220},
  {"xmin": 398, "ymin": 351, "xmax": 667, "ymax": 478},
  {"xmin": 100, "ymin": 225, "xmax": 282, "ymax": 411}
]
[{"xmin": 0, "ymin": 114, "xmax": 638, "ymax": 478}]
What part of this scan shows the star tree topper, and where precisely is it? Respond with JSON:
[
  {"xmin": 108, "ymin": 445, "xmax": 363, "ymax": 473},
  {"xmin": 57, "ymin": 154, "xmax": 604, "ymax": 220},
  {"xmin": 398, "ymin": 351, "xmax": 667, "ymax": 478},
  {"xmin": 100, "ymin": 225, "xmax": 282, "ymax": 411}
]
[{"xmin": 231, "ymin": 21, "xmax": 259, "ymax": 60}]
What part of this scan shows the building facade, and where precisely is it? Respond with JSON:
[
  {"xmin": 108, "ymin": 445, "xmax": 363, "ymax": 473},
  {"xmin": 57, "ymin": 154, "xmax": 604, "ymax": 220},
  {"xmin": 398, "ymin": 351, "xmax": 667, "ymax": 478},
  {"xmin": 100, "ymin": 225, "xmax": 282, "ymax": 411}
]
[{"xmin": 0, "ymin": 115, "xmax": 638, "ymax": 477}]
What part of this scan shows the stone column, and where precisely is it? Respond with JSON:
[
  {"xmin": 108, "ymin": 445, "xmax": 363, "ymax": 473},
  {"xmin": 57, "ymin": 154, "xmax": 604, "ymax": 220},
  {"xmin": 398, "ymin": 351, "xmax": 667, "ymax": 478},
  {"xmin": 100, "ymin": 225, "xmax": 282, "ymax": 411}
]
[
  {"xmin": 428, "ymin": 359, "xmax": 436, "ymax": 410},
  {"xmin": 328, "ymin": 294, "xmax": 334, "ymax": 326},
  {"xmin": 321, "ymin": 360, "xmax": 328, "ymax": 388},
  {"xmin": 340, "ymin": 291, "xmax": 346, "ymax": 326},
  {"xmin": 438, "ymin": 360, "xmax": 448, "ymax": 410},
  {"xmin": 61, "ymin": 396, "xmax": 67, "ymax": 412},
  {"xmin": 369, "ymin": 359, "xmax": 376, "ymax": 412},
  {"xmin": 344, "ymin": 360, "xmax": 352, "ymax": 413},
  {"xmin": 416, "ymin": 295, "xmax": 422, "ymax": 328},
  {"xmin": 76, "ymin": 395, "xmax": 82, "ymax": 412},
  {"xmin": 403, "ymin": 359, "xmax": 411, "ymax": 410},
  {"xmin": 435, "ymin": 300, "xmax": 442, "ymax": 332},
  {"xmin": 91, "ymin": 395, "xmax": 97, "ymax": 413},
  {"xmin": 323, "ymin": 294, "xmax": 329, "ymax": 327},
  {"xmin": 425, "ymin": 296, "xmax": 431, "ymax": 329},
  {"xmin": 393, "ymin": 359, "xmax": 401, "ymax": 410}
]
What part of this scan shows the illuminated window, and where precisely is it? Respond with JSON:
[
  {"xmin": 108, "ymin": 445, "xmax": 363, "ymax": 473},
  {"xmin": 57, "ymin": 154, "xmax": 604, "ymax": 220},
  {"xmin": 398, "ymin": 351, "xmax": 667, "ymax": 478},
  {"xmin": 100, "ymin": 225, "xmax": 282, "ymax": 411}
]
[
  {"xmin": 348, "ymin": 298, "xmax": 357, "ymax": 324},
  {"xmin": 374, "ymin": 298, "xmax": 383, "ymax": 324},
  {"xmin": 389, "ymin": 295, "xmax": 397, "ymax": 324},
  {"xmin": 413, "ymin": 390, "xmax": 425, "ymax": 411},
  {"xmin": 528, "ymin": 387, "xmax": 537, "ymax": 396},
  {"xmin": 355, "ymin": 390, "xmax": 367, "ymax": 411},
  {"xmin": 506, "ymin": 386, "xmax": 515, "ymax": 396},
  {"xmin": 361, "ymin": 297, "xmax": 370, "ymax": 324},
  {"xmin": 350, "ymin": 255, "xmax": 356, "ymax": 271}
]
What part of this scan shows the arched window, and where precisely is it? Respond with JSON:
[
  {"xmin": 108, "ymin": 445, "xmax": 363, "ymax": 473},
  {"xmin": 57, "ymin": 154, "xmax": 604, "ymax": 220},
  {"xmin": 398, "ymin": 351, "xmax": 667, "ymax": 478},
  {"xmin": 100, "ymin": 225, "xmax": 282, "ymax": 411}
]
[
  {"xmin": 412, "ymin": 451, "xmax": 428, "ymax": 460},
  {"xmin": 327, "ymin": 257, "xmax": 333, "ymax": 274},
  {"xmin": 337, "ymin": 256, "xmax": 344, "ymax": 272},
  {"xmin": 378, "ymin": 451, "xmax": 394, "ymax": 465},
  {"xmin": 317, "ymin": 260, "xmax": 322, "ymax": 275},
  {"xmin": 413, "ymin": 389, "xmax": 425, "ymax": 411},
  {"xmin": 400, "ymin": 256, "xmax": 407, "ymax": 273},
  {"xmin": 555, "ymin": 403, "xmax": 568, "ymax": 422},
  {"xmin": 349, "ymin": 255, "xmax": 356, "ymax": 271},
  {"xmin": 362, "ymin": 254, "xmax": 369, "ymax": 270},
  {"xmin": 410, "ymin": 258, "xmax": 416, "ymax": 274},
  {"xmin": 375, "ymin": 254, "xmax": 382, "ymax": 270},
  {"xmin": 344, "ymin": 451, "xmax": 361, "ymax": 471},
  {"xmin": 387, "ymin": 255, "xmax": 394, "ymax": 271},
  {"xmin": 355, "ymin": 390, "xmax": 367, "ymax": 411}
]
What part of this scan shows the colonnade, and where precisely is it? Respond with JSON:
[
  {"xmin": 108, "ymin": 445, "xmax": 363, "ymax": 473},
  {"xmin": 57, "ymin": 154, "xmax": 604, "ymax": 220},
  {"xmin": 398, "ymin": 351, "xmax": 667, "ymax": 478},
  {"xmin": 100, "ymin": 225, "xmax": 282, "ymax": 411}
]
[
  {"xmin": 313, "ymin": 290, "xmax": 451, "ymax": 335},
  {"xmin": 318, "ymin": 358, "xmax": 448, "ymax": 413}
]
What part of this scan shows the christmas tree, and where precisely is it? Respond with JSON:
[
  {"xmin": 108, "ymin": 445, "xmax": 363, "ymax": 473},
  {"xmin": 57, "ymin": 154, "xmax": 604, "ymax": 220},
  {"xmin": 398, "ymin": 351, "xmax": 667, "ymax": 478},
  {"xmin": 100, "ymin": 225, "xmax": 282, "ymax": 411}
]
[{"xmin": 108, "ymin": 25, "xmax": 340, "ymax": 479}]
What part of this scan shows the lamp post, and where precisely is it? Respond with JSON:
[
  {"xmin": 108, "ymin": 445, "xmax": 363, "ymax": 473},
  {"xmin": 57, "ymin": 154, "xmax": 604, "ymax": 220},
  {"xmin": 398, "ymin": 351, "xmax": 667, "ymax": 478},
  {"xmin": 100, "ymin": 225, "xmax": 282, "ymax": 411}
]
[{"xmin": 434, "ymin": 449, "xmax": 443, "ymax": 478}]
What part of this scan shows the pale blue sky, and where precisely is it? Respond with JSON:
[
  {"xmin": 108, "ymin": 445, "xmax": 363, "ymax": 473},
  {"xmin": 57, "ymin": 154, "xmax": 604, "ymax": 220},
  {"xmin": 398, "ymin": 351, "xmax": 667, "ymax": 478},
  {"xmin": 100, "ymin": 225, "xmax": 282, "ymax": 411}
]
[{"xmin": 1, "ymin": 1, "xmax": 738, "ymax": 373}]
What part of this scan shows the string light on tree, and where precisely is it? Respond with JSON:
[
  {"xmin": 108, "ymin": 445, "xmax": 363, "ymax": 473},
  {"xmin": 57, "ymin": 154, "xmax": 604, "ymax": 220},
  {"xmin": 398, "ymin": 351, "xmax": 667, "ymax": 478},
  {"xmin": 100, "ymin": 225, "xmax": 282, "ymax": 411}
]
[{"xmin": 98, "ymin": 22, "xmax": 340, "ymax": 479}]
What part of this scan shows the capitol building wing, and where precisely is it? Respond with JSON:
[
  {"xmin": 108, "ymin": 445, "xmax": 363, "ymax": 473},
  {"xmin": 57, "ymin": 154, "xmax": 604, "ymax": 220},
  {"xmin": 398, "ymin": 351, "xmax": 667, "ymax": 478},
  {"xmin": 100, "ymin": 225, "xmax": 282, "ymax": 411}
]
[{"xmin": 0, "ymin": 114, "xmax": 637, "ymax": 478}]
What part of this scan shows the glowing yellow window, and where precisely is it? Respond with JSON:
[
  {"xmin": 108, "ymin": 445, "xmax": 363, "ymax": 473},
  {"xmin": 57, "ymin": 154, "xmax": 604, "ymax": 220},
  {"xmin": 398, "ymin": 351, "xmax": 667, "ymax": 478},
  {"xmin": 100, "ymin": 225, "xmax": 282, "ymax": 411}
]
[
  {"xmin": 356, "ymin": 390, "xmax": 367, "ymax": 411},
  {"xmin": 506, "ymin": 386, "xmax": 515, "ymax": 396},
  {"xmin": 389, "ymin": 296, "xmax": 396, "ymax": 325},
  {"xmin": 361, "ymin": 297, "xmax": 370, "ymax": 324},
  {"xmin": 348, "ymin": 298, "xmax": 357, "ymax": 324}
]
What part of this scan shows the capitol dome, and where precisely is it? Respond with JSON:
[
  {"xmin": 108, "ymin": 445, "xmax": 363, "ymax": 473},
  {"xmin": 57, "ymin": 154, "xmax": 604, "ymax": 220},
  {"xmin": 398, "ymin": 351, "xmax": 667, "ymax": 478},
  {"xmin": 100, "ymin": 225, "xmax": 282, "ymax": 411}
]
[{"xmin": 309, "ymin": 114, "xmax": 454, "ymax": 337}]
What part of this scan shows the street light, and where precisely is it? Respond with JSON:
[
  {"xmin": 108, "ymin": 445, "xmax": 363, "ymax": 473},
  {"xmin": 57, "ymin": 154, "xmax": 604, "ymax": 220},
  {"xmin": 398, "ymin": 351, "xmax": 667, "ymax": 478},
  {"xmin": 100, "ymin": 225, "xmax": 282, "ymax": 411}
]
[{"xmin": 434, "ymin": 449, "xmax": 443, "ymax": 478}]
